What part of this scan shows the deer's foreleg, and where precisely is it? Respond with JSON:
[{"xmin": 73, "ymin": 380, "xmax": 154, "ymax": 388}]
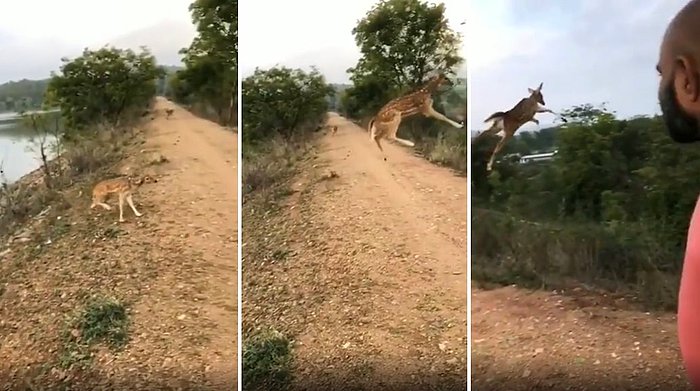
[
  {"xmin": 487, "ymin": 131, "xmax": 514, "ymax": 172},
  {"xmin": 537, "ymin": 105, "xmax": 568, "ymax": 123},
  {"xmin": 422, "ymin": 101, "xmax": 464, "ymax": 128}
]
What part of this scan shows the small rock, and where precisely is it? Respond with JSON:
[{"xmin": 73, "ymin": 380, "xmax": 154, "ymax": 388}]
[
  {"xmin": 342, "ymin": 342, "xmax": 351, "ymax": 349},
  {"xmin": 522, "ymin": 369, "xmax": 531, "ymax": 378},
  {"xmin": 177, "ymin": 314, "xmax": 186, "ymax": 321}
]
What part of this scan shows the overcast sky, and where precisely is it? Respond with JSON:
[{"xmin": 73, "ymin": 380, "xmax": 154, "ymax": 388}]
[
  {"xmin": 0, "ymin": 0, "xmax": 196, "ymax": 83},
  {"xmin": 239, "ymin": 0, "xmax": 467, "ymax": 84},
  {"xmin": 469, "ymin": 0, "xmax": 688, "ymax": 132}
]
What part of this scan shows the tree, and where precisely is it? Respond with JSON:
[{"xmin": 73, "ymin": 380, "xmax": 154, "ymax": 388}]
[
  {"xmin": 242, "ymin": 66, "xmax": 334, "ymax": 144},
  {"xmin": 0, "ymin": 79, "xmax": 50, "ymax": 112},
  {"xmin": 46, "ymin": 46, "xmax": 164, "ymax": 132},
  {"xmin": 172, "ymin": 0, "xmax": 237, "ymax": 126},
  {"xmin": 344, "ymin": 0, "xmax": 464, "ymax": 117}
]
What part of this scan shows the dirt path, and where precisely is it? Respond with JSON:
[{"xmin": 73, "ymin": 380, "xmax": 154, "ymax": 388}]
[
  {"xmin": 244, "ymin": 113, "xmax": 467, "ymax": 390},
  {"xmin": 65, "ymin": 97, "xmax": 239, "ymax": 388},
  {"xmin": 116, "ymin": 97, "xmax": 238, "ymax": 388},
  {"xmin": 472, "ymin": 285, "xmax": 691, "ymax": 390}
]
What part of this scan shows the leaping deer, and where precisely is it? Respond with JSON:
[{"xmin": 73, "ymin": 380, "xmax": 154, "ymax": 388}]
[
  {"xmin": 474, "ymin": 82, "xmax": 565, "ymax": 172},
  {"xmin": 368, "ymin": 73, "xmax": 465, "ymax": 158}
]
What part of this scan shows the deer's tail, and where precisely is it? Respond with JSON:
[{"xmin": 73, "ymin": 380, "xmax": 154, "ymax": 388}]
[
  {"xmin": 484, "ymin": 111, "xmax": 506, "ymax": 123},
  {"xmin": 368, "ymin": 117, "xmax": 376, "ymax": 138}
]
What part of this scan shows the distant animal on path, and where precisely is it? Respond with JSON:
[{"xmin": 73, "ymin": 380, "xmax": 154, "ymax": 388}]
[
  {"xmin": 474, "ymin": 82, "xmax": 566, "ymax": 172},
  {"xmin": 165, "ymin": 109, "xmax": 174, "ymax": 119},
  {"xmin": 90, "ymin": 175, "xmax": 157, "ymax": 223},
  {"xmin": 368, "ymin": 73, "xmax": 465, "ymax": 158}
]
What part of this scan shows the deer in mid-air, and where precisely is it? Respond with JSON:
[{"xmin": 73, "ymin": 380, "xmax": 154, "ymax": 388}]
[
  {"xmin": 474, "ymin": 82, "xmax": 565, "ymax": 172},
  {"xmin": 368, "ymin": 73, "xmax": 465, "ymax": 159}
]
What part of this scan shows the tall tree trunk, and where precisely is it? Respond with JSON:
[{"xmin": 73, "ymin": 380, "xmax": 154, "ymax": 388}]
[{"xmin": 228, "ymin": 88, "xmax": 236, "ymax": 126}]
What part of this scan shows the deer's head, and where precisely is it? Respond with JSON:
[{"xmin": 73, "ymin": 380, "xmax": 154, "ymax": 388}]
[
  {"xmin": 424, "ymin": 72, "xmax": 454, "ymax": 94},
  {"xmin": 528, "ymin": 82, "xmax": 545, "ymax": 105}
]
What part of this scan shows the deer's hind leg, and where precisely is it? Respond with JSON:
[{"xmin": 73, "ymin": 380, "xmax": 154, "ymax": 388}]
[
  {"xmin": 369, "ymin": 121, "xmax": 385, "ymax": 152},
  {"xmin": 487, "ymin": 130, "xmax": 514, "ymax": 172},
  {"xmin": 475, "ymin": 118, "xmax": 504, "ymax": 143},
  {"xmin": 90, "ymin": 194, "xmax": 112, "ymax": 211},
  {"xmin": 386, "ymin": 112, "xmax": 415, "ymax": 148}
]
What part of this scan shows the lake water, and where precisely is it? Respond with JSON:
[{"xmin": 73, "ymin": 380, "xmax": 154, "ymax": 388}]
[{"xmin": 0, "ymin": 112, "xmax": 56, "ymax": 183}]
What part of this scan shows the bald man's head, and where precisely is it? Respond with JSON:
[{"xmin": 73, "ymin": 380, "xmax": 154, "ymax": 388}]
[{"xmin": 657, "ymin": 0, "xmax": 700, "ymax": 143}]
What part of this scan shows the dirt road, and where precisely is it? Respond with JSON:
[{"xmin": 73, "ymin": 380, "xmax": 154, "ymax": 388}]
[
  {"xmin": 123, "ymin": 97, "xmax": 238, "ymax": 388},
  {"xmin": 243, "ymin": 113, "xmax": 467, "ymax": 390},
  {"xmin": 0, "ymin": 97, "xmax": 237, "ymax": 389},
  {"xmin": 472, "ymin": 285, "xmax": 691, "ymax": 390}
]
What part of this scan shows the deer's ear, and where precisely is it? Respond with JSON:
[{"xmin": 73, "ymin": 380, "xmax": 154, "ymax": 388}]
[
  {"xmin": 528, "ymin": 88, "xmax": 535, "ymax": 94},
  {"xmin": 538, "ymin": 82, "xmax": 543, "ymax": 90}
]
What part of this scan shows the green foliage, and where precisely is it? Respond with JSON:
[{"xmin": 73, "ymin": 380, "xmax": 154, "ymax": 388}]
[
  {"xmin": 0, "ymin": 79, "xmax": 50, "ymax": 112},
  {"xmin": 46, "ymin": 46, "xmax": 164, "ymax": 131},
  {"xmin": 156, "ymin": 65, "xmax": 184, "ymax": 97},
  {"xmin": 243, "ymin": 329, "xmax": 292, "ymax": 391},
  {"xmin": 338, "ymin": 0, "xmax": 466, "ymax": 173},
  {"xmin": 472, "ymin": 103, "xmax": 700, "ymax": 308},
  {"xmin": 170, "ymin": 0, "xmax": 237, "ymax": 125},
  {"xmin": 242, "ymin": 66, "xmax": 334, "ymax": 144},
  {"xmin": 60, "ymin": 296, "xmax": 130, "ymax": 368},
  {"xmin": 344, "ymin": 0, "xmax": 464, "ymax": 118}
]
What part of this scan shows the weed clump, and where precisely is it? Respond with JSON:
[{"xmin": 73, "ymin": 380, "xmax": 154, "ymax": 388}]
[{"xmin": 243, "ymin": 329, "xmax": 293, "ymax": 391}]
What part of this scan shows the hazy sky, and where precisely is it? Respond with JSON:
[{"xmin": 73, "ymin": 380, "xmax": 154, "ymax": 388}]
[
  {"xmin": 0, "ymin": 0, "xmax": 196, "ymax": 83},
  {"xmin": 469, "ymin": 0, "xmax": 688, "ymax": 132},
  {"xmin": 239, "ymin": 0, "xmax": 467, "ymax": 84}
]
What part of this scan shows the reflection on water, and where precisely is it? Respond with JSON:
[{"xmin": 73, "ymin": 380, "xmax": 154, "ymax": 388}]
[{"xmin": 0, "ymin": 119, "xmax": 57, "ymax": 183}]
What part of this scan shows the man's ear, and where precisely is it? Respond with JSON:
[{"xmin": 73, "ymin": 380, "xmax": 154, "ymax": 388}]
[{"xmin": 674, "ymin": 55, "xmax": 700, "ymax": 111}]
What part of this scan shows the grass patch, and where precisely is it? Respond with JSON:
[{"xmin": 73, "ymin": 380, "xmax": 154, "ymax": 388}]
[
  {"xmin": 59, "ymin": 295, "xmax": 130, "ymax": 369},
  {"xmin": 422, "ymin": 129, "xmax": 467, "ymax": 174},
  {"xmin": 472, "ymin": 207, "xmax": 680, "ymax": 310},
  {"xmin": 243, "ymin": 329, "xmax": 293, "ymax": 391},
  {"xmin": 243, "ymin": 135, "xmax": 311, "ymax": 390},
  {"xmin": 243, "ymin": 134, "xmax": 313, "ymax": 201}
]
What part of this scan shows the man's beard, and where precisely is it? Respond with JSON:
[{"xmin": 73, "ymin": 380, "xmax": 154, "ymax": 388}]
[{"xmin": 659, "ymin": 81, "xmax": 700, "ymax": 143}]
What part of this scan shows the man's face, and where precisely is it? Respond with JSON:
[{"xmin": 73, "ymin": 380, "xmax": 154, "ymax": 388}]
[
  {"xmin": 658, "ymin": 38, "xmax": 700, "ymax": 143},
  {"xmin": 659, "ymin": 80, "xmax": 700, "ymax": 143}
]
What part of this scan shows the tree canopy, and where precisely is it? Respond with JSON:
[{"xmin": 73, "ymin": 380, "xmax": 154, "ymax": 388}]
[
  {"xmin": 0, "ymin": 79, "xmax": 50, "ymax": 112},
  {"xmin": 242, "ymin": 66, "xmax": 334, "ymax": 144},
  {"xmin": 170, "ymin": 0, "xmax": 237, "ymax": 126},
  {"xmin": 46, "ymin": 46, "xmax": 164, "ymax": 131},
  {"xmin": 343, "ymin": 0, "xmax": 464, "ymax": 118}
]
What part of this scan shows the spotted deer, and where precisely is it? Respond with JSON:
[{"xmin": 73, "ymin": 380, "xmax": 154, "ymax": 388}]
[
  {"xmin": 368, "ymin": 73, "xmax": 465, "ymax": 158},
  {"xmin": 90, "ymin": 175, "xmax": 157, "ymax": 223},
  {"xmin": 475, "ymin": 82, "xmax": 565, "ymax": 171}
]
